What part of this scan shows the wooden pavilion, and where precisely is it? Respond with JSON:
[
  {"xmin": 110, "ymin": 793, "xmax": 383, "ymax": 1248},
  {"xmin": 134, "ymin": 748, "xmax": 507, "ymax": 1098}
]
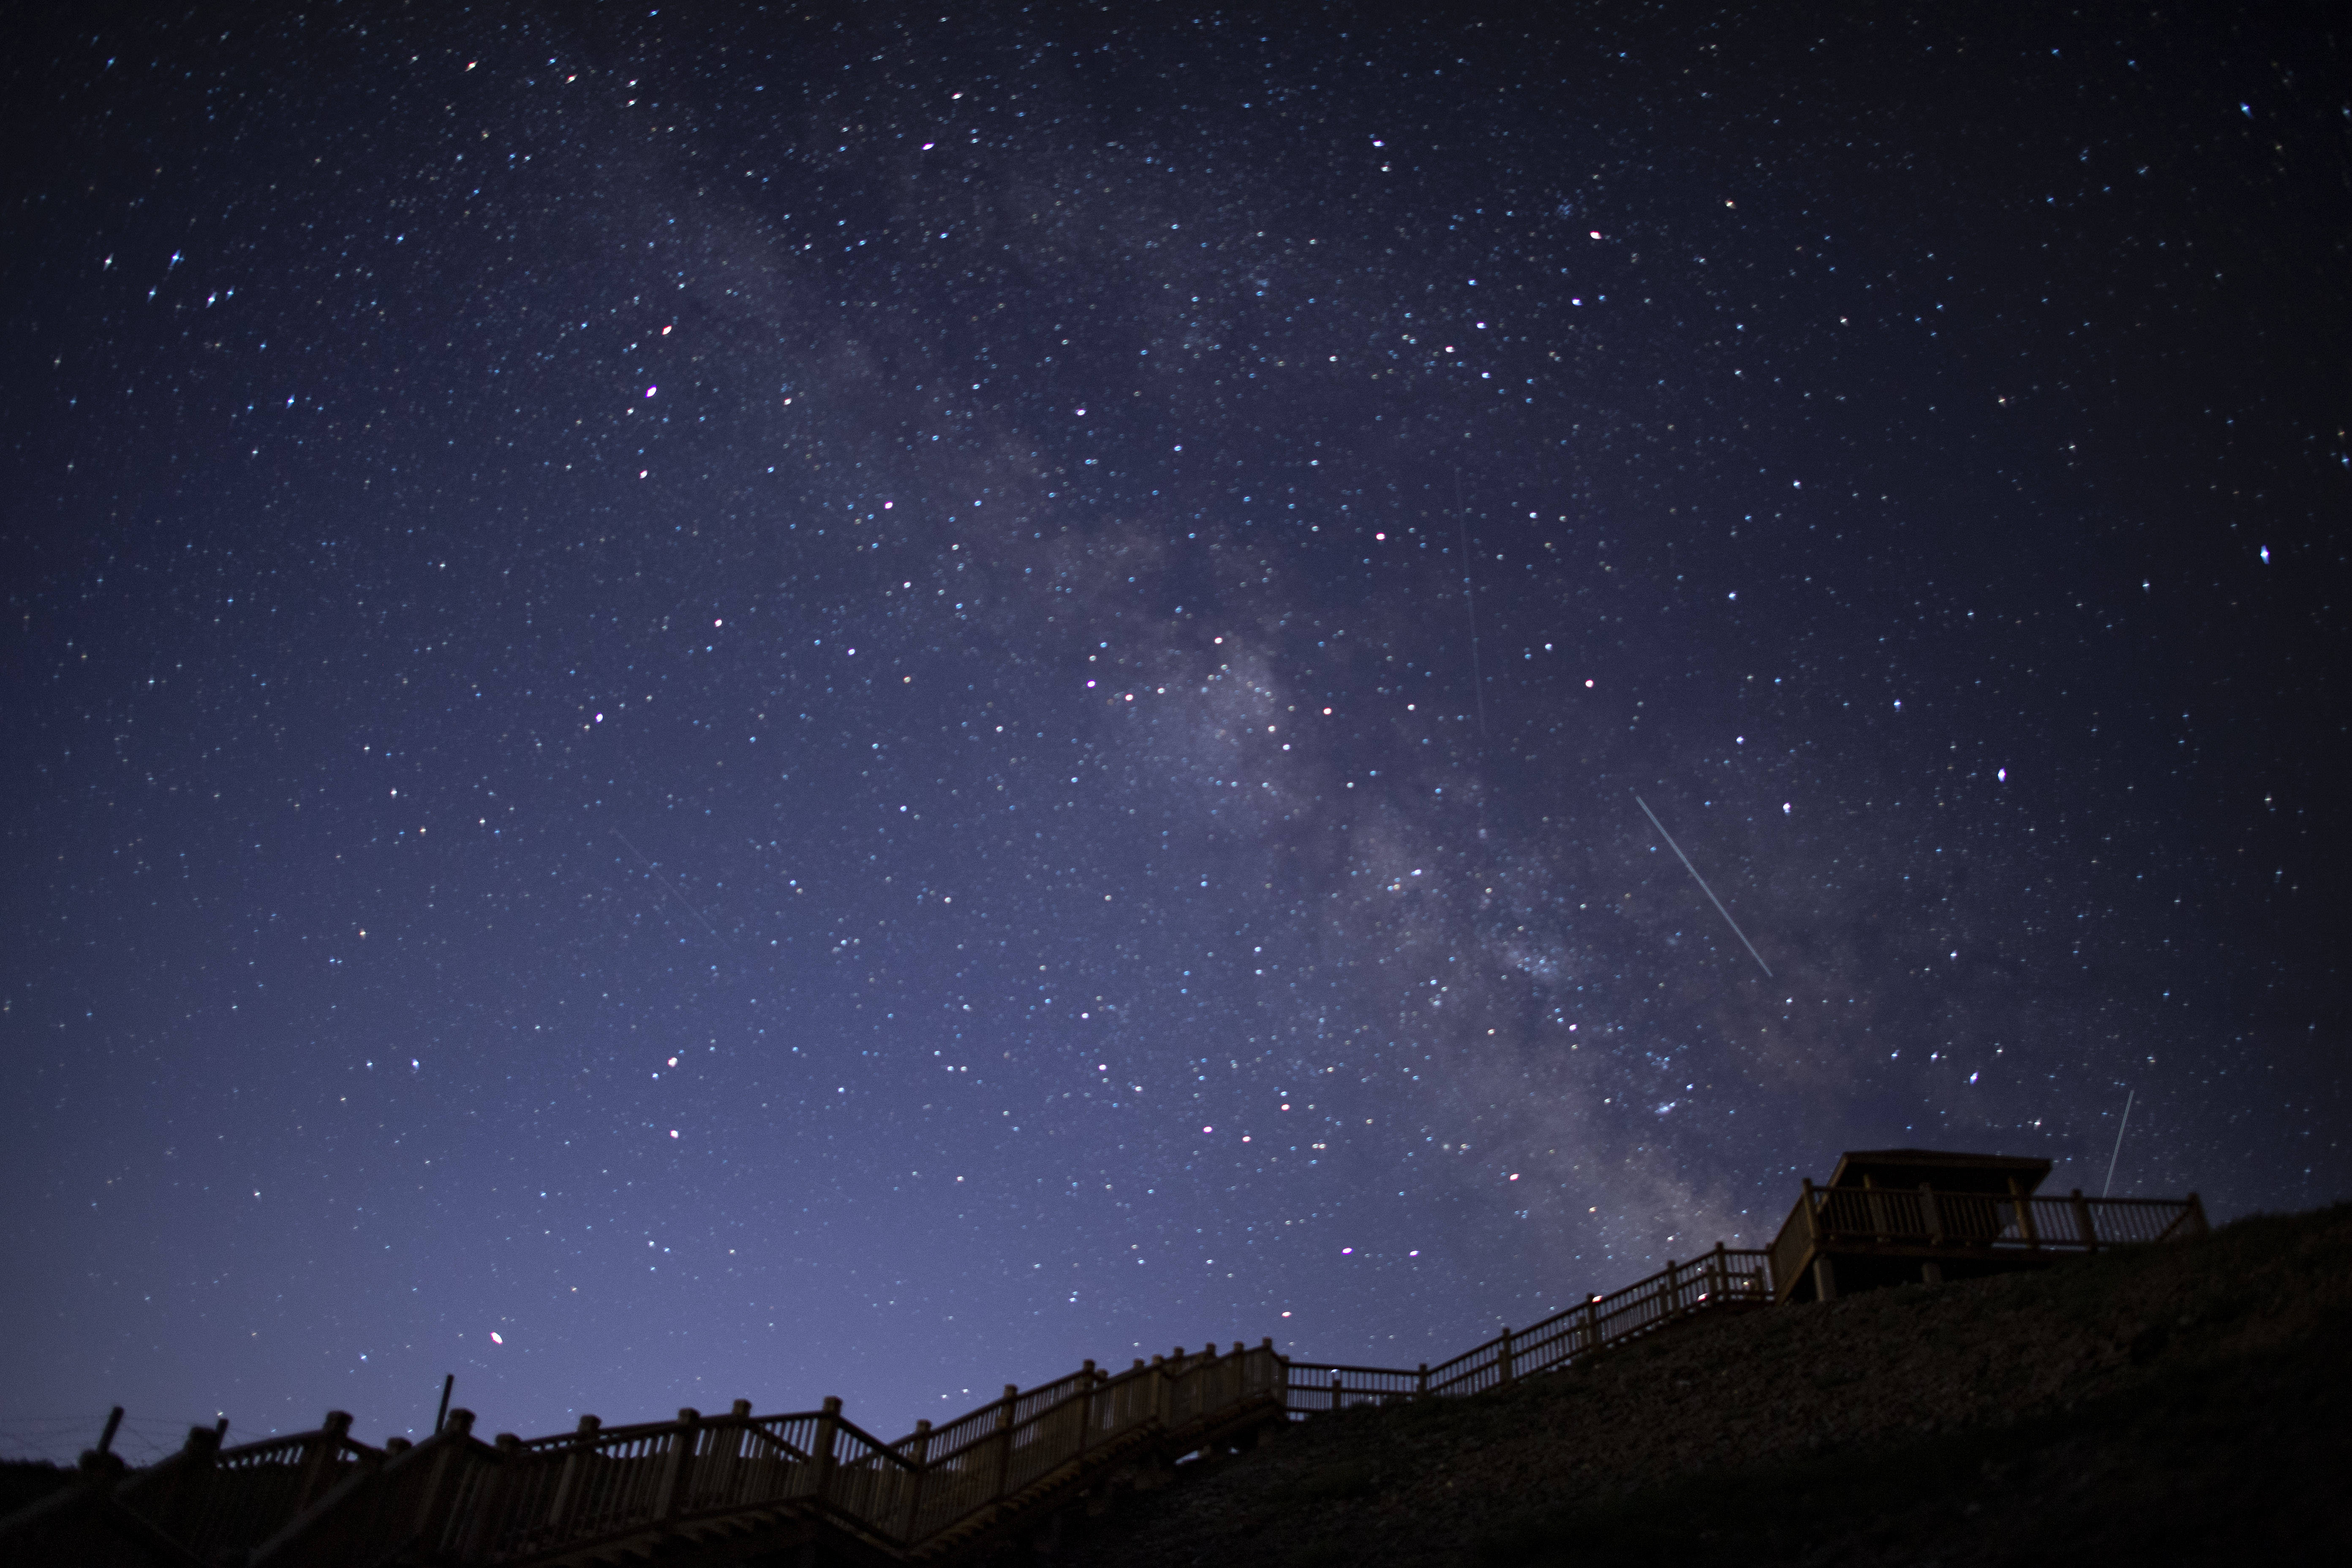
[{"xmin": 1768, "ymin": 1147, "xmax": 2208, "ymax": 1304}]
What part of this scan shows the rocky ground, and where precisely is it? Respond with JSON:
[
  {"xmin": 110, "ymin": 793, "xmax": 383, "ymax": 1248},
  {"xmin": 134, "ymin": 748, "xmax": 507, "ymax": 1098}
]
[{"xmin": 1034, "ymin": 1203, "xmax": 2352, "ymax": 1567}]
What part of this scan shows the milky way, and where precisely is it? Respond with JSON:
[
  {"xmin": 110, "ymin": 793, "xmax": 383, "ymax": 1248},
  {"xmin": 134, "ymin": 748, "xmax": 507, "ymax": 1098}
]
[{"xmin": 3, "ymin": 5, "xmax": 2341, "ymax": 1457}]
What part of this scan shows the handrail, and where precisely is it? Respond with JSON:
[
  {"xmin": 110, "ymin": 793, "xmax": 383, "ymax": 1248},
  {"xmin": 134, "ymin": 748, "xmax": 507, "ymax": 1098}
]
[
  {"xmin": 249, "ymin": 1410, "xmax": 490, "ymax": 1567},
  {"xmin": 109, "ymin": 1412, "xmax": 383, "ymax": 1561},
  {"xmin": 1778, "ymin": 1187, "xmax": 2204, "ymax": 1258},
  {"xmin": 1288, "ymin": 1244, "xmax": 1772, "ymax": 1412}
]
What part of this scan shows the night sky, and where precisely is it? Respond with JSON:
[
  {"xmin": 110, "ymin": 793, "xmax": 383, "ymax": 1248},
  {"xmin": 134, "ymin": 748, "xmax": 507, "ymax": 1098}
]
[{"xmin": 5, "ymin": 4, "xmax": 2344, "ymax": 1459}]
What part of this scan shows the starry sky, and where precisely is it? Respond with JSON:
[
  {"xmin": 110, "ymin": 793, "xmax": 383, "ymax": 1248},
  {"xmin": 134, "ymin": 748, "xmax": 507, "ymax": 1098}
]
[{"xmin": 4, "ymin": 3, "xmax": 2344, "ymax": 1456}]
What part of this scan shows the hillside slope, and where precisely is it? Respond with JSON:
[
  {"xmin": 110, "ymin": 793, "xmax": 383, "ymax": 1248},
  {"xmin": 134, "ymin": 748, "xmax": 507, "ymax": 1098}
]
[{"xmin": 1042, "ymin": 1204, "xmax": 2352, "ymax": 1567}]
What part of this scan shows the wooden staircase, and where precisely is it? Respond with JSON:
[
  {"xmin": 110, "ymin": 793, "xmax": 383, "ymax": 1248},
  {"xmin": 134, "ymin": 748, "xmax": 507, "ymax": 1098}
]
[{"xmin": 1, "ymin": 1188, "xmax": 2210, "ymax": 1566}]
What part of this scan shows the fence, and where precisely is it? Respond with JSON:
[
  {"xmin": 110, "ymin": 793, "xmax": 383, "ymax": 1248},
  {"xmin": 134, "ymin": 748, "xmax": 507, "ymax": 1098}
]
[
  {"xmin": 129, "ymin": 1342, "xmax": 1285, "ymax": 1565},
  {"xmin": 19, "ymin": 1188, "xmax": 2208, "ymax": 1566},
  {"xmin": 103, "ymin": 1412, "xmax": 378, "ymax": 1561},
  {"xmin": 1287, "ymin": 1243, "xmax": 1772, "ymax": 1412}
]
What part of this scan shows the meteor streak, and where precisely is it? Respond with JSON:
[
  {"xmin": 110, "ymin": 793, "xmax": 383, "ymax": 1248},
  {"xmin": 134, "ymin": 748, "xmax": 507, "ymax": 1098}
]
[
  {"xmin": 611, "ymin": 829, "xmax": 725, "ymax": 942},
  {"xmin": 1634, "ymin": 795, "xmax": 1772, "ymax": 978}
]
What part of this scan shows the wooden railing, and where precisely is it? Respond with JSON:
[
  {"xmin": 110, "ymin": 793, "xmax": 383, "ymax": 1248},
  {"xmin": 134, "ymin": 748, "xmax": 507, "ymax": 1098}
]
[
  {"xmin": 179, "ymin": 1342, "xmax": 1286, "ymax": 1565},
  {"xmin": 1769, "ymin": 1185, "xmax": 2208, "ymax": 1296},
  {"xmin": 21, "ymin": 1190, "xmax": 2208, "ymax": 1566},
  {"xmin": 101, "ymin": 1411, "xmax": 379, "ymax": 1561},
  {"xmin": 1286, "ymin": 1244, "xmax": 1772, "ymax": 1412}
]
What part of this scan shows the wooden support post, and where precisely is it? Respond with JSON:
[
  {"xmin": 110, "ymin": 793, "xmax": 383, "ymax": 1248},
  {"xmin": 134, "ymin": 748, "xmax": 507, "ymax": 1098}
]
[
  {"xmin": 547, "ymin": 1416, "xmax": 599, "ymax": 1536},
  {"xmin": 810, "ymin": 1397, "xmax": 841, "ymax": 1508},
  {"xmin": 1811, "ymin": 1255, "xmax": 1839, "ymax": 1302},
  {"xmin": 1497, "ymin": 1327, "xmax": 1515, "ymax": 1389},
  {"xmin": 697, "ymin": 1400, "xmax": 749, "ymax": 1510},
  {"xmin": 1329, "ymin": 1372, "xmax": 1342, "ymax": 1413},
  {"xmin": 292, "ymin": 1410, "xmax": 354, "ymax": 1512},
  {"xmin": 1662, "ymin": 1260, "xmax": 1678, "ymax": 1317},
  {"xmin": 991, "ymin": 1385, "xmax": 1018, "ymax": 1503},
  {"xmin": 452, "ymin": 1432, "xmax": 522, "ymax": 1559},
  {"xmin": 1416, "ymin": 1363, "xmax": 1429, "ymax": 1399},
  {"xmin": 2010, "ymin": 1176, "xmax": 2040, "ymax": 1248},
  {"xmin": 1798, "ymin": 1178, "xmax": 1825, "ymax": 1303},
  {"xmin": 1920, "ymin": 1183, "xmax": 1943, "ymax": 1247},
  {"xmin": 897, "ymin": 1420, "xmax": 932, "ymax": 1541},
  {"xmin": 658, "ymin": 1408, "xmax": 702, "ymax": 1522},
  {"xmin": 151, "ymin": 1421, "xmax": 222, "ymax": 1541},
  {"xmin": 1707, "ymin": 1241, "xmax": 1727, "ymax": 1301},
  {"xmin": 1583, "ymin": 1294, "xmax": 1601, "ymax": 1356},
  {"xmin": 2070, "ymin": 1188, "xmax": 2099, "ymax": 1252},
  {"xmin": 414, "ymin": 1409, "xmax": 474, "ymax": 1552}
]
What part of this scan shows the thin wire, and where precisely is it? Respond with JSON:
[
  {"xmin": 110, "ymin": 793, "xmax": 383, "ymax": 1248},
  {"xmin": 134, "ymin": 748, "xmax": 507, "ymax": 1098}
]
[
  {"xmin": 611, "ymin": 829, "xmax": 725, "ymax": 942},
  {"xmin": 1455, "ymin": 468, "xmax": 1491, "ymax": 753},
  {"xmin": 2102, "ymin": 1089, "xmax": 2134, "ymax": 1198},
  {"xmin": 1633, "ymin": 795, "xmax": 1772, "ymax": 978}
]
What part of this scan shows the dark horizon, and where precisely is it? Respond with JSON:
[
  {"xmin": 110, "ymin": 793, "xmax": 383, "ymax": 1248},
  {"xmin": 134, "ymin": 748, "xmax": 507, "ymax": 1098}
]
[{"xmin": 3, "ymin": 2, "xmax": 2343, "ymax": 1461}]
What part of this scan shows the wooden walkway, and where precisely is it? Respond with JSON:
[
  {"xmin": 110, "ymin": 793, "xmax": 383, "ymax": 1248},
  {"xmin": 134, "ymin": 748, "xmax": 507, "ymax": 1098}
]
[{"xmin": 2, "ymin": 1192, "xmax": 2205, "ymax": 1567}]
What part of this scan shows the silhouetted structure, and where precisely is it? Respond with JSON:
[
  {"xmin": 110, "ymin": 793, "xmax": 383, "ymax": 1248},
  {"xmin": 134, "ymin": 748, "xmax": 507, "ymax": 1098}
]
[
  {"xmin": 1769, "ymin": 1147, "xmax": 2208, "ymax": 1304},
  {"xmin": 0, "ymin": 1153, "xmax": 2208, "ymax": 1565}
]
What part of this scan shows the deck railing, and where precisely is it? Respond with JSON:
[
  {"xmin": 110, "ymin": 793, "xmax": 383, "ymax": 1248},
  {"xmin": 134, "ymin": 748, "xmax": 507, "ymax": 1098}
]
[
  {"xmin": 109, "ymin": 1411, "xmax": 380, "ymax": 1560},
  {"xmin": 1769, "ymin": 1186, "xmax": 2208, "ymax": 1297}
]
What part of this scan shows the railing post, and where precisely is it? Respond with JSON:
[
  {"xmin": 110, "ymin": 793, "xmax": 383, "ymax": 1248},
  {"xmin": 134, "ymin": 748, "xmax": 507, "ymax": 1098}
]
[
  {"xmin": 1583, "ymin": 1294, "xmax": 1601, "ymax": 1355},
  {"xmin": 810, "ymin": 1397, "xmax": 840, "ymax": 1508},
  {"xmin": 1920, "ymin": 1183, "xmax": 1943, "ymax": 1246},
  {"xmin": 1661, "ymin": 1260, "xmax": 1678, "ymax": 1320},
  {"xmin": 657, "ymin": 1408, "xmax": 701, "ymax": 1522},
  {"xmin": 547, "ymin": 1415, "xmax": 599, "ymax": 1537},
  {"xmin": 1416, "ymin": 1363, "xmax": 1429, "ymax": 1399},
  {"xmin": 291, "ymin": 1410, "xmax": 354, "ymax": 1512},
  {"xmin": 2070, "ymin": 1188, "xmax": 2098, "ymax": 1252},
  {"xmin": 896, "ymin": 1420, "xmax": 932, "ymax": 1542},
  {"xmin": 2010, "ymin": 1177, "xmax": 2040, "ymax": 1248},
  {"xmin": 1497, "ymin": 1326, "xmax": 1515, "ymax": 1388},
  {"xmin": 1328, "ymin": 1372, "xmax": 1342, "ymax": 1413},
  {"xmin": 150, "ymin": 1421, "xmax": 223, "ymax": 1542},
  {"xmin": 697, "ymin": 1399, "xmax": 749, "ymax": 1509},
  {"xmin": 2186, "ymin": 1192, "xmax": 2209, "ymax": 1237},
  {"xmin": 451, "ymin": 1432, "xmax": 523, "ymax": 1559},
  {"xmin": 1801, "ymin": 1177, "xmax": 1821, "ymax": 1242},
  {"xmin": 1076, "ymin": 1360, "xmax": 1097, "ymax": 1454},
  {"xmin": 413, "ymin": 1408, "xmax": 474, "ymax": 1552},
  {"xmin": 990, "ymin": 1384, "xmax": 1018, "ymax": 1503}
]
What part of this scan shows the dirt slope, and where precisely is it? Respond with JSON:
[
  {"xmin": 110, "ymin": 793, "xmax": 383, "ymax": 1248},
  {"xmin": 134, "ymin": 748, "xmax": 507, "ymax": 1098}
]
[{"xmin": 1038, "ymin": 1204, "xmax": 2352, "ymax": 1567}]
